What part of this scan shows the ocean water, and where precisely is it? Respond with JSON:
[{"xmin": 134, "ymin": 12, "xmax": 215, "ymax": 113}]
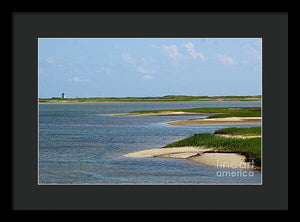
[{"xmin": 39, "ymin": 101, "xmax": 262, "ymax": 184}]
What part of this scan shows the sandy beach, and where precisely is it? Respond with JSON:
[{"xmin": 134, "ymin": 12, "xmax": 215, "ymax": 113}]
[
  {"xmin": 166, "ymin": 117, "xmax": 262, "ymax": 126},
  {"xmin": 103, "ymin": 111, "xmax": 206, "ymax": 117},
  {"xmin": 215, "ymin": 134, "xmax": 261, "ymax": 139},
  {"xmin": 124, "ymin": 146, "xmax": 257, "ymax": 170},
  {"xmin": 104, "ymin": 112, "xmax": 261, "ymax": 126},
  {"xmin": 124, "ymin": 147, "xmax": 212, "ymax": 158},
  {"xmin": 189, "ymin": 153, "xmax": 254, "ymax": 169}
]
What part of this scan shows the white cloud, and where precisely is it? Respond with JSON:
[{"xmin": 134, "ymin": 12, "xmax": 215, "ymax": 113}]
[
  {"xmin": 143, "ymin": 75, "xmax": 153, "ymax": 80},
  {"xmin": 216, "ymin": 54, "xmax": 237, "ymax": 66},
  {"xmin": 137, "ymin": 67, "xmax": 156, "ymax": 74},
  {"xmin": 68, "ymin": 76, "xmax": 89, "ymax": 82},
  {"xmin": 161, "ymin": 45, "xmax": 183, "ymax": 60},
  {"xmin": 183, "ymin": 42, "xmax": 205, "ymax": 61},
  {"xmin": 120, "ymin": 52, "xmax": 160, "ymax": 75},
  {"xmin": 121, "ymin": 52, "xmax": 136, "ymax": 64}
]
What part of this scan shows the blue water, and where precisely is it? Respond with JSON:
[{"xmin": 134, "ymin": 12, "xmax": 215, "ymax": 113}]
[{"xmin": 39, "ymin": 102, "xmax": 262, "ymax": 184}]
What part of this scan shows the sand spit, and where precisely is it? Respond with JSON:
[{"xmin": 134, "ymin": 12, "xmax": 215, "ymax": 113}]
[
  {"xmin": 124, "ymin": 147, "xmax": 257, "ymax": 170},
  {"xmin": 103, "ymin": 112, "xmax": 206, "ymax": 117},
  {"xmin": 215, "ymin": 134, "xmax": 261, "ymax": 139},
  {"xmin": 124, "ymin": 147, "xmax": 212, "ymax": 158},
  {"xmin": 166, "ymin": 117, "xmax": 262, "ymax": 126},
  {"xmin": 189, "ymin": 153, "xmax": 254, "ymax": 169},
  {"xmin": 104, "ymin": 112, "xmax": 261, "ymax": 126}
]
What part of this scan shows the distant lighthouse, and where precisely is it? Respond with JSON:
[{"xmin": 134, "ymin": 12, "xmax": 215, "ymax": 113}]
[{"xmin": 62, "ymin": 92, "xmax": 65, "ymax": 99}]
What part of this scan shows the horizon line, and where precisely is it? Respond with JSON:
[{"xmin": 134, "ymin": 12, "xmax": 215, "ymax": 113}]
[{"xmin": 39, "ymin": 95, "xmax": 262, "ymax": 99}]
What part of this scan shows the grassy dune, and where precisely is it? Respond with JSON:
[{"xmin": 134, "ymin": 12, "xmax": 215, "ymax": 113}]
[
  {"xmin": 131, "ymin": 107, "xmax": 261, "ymax": 119},
  {"xmin": 164, "ymin": 127, "xmax": 262, "ymax": 166}
]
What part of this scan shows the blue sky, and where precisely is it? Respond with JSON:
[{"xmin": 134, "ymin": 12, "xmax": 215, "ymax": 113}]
[{"xmin": 38, "ymin": 38, "xmax": 262, "ymax": 98}]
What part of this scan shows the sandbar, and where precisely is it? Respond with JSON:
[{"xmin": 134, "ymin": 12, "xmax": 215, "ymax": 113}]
[
  {"xmin": 103, "ymin": 111, "xmax": 205, "ymax": 117},
  {"xmin": 166, "ymin": 117, "xmax": 262, "ymax": 126},
  {"xmin": 124, "ymin": 146, "xmax": 257, "ymax": 169}
]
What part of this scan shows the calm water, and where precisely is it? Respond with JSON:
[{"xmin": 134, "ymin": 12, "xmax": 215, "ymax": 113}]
[{"xmin": 39, "ymin": 102, "xmax": 262, "ymax": 184}]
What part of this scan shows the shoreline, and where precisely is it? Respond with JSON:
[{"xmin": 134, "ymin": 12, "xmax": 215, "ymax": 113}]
[
  {"xmin": 124, "ymin": 146, "xmax": 259, "ymax": 170},
  {"xmin": 124, "ymin": 130, "xmax": 261, "ymax": 170},
  {"xmin": 166, "ymin": 117, "xmax": 262, "ymax": 126},
  {"xmin": 105, "ymin": 111, "xmax": 262, "ymax": 126},
  {"xmin": 103, "ymin": 111, "xmax": 208, "ymax": 117}
]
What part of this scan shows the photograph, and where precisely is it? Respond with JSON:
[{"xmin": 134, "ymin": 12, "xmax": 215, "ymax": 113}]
[{"xmin": 38, "ymin": 38, "xmax": 262, "ymax": 185}]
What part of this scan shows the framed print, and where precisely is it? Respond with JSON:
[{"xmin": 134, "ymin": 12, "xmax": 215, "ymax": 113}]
[
  {"xmin": 12, "ymin": 12, "xmax": 290, "ymax": 210},
  {"xmin": 38, "ymin": 37, "xmax": 262, "ymax": 185}
]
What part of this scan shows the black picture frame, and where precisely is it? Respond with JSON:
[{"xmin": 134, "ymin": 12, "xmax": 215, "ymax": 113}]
[{"xmin": 11, "ymin": 12, "xmax": 293, "ymax": 211}]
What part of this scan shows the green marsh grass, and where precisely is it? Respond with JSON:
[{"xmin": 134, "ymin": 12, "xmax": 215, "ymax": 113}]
[
  {"xmin": 164, "ymin": 129, "xmax": 262, "ymax": 166},
  {"xmin": 214, "ymin": 127, "xmax": 261, "ymax": 136}
]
